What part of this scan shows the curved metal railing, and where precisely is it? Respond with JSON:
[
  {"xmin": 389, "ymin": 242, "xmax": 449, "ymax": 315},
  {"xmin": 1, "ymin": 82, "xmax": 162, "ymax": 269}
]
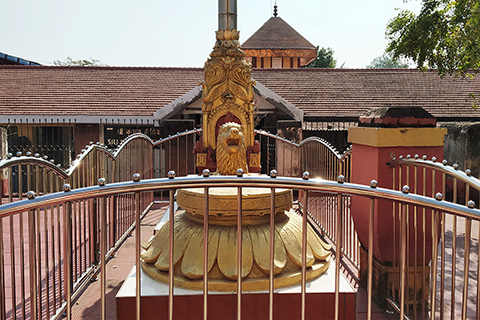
[
  {"xmin": 1, "ymin": 173, "xmax": 478, "ymax": 319},
  {"xmin": 388, "ymin": 154, "xmax": 480, "ymax": 319}
]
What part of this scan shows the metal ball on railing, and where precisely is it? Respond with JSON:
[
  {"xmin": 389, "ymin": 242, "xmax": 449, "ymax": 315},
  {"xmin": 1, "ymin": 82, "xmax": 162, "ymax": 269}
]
[
  {"xmin": 16, "ymin": 151, "xmax": 22, "ymax": 157},
  {"xmin": 81, "ymin": 149, "xmax": 86, "ymax": 153},
  {"xmin": 27, "ymin": 191, "xmax": 36, "ymax": 200},
  {"xmin": 98, "ymin": 178, "xmax": 106, "ymax": 186},
  {"xmin": 422, "ymin": 155, "xmax": 427, "ymax": 160},
  {"xmin": 453, "ymin": 163, "xmax": 459, "ymax": 170},
  {"xmin": 34, "ymin": 153, "xmax": 40, "ymax": 158},
  {"xmin": 133, "ymin": 173, "xmax": 141, "ymax": 182},
  {"xmin": 57, "ymin": 164, "xmax": 62, "ymax": 168},
  {"xmin": 370, "ymin": 180, "xmax": 378, "ymax": 188},
  {"xmin": 414, "ymin": 154, "xmax": 419, "ymax": 159},
  {"xmin": 89, "ymin": 141, "xmax": 94, "ymax": 145},
  {"xmin": 402, "ymin": 185, "xmax": 410, "ymax": 194},
  {"xmin": 406, "ymin": 154, "xmax": 411, "ymax": 159},
  {"xmin": 270, "ymin": 169, "xmax": 278, "ymax": 178},
  {"xmin": 467, "ymin": 200, "xmax": 476, "ymax": 209},
  {"xmin": 466, "ymin": 169, "xmax": 471, "ymax": 176},
  {"xmin": 442, "ymin": 159, "xmax": 448, "ymax": 166},
  {"xmin": 26, "ymin": 151, "xmax": 32, "ymax": 157},
  {"xmin": 168, "ymin": 171, "xmax": 176, "ymax": 179},
  {"xmin": 236, "ymin": 169, "xmax": 244, "ymax": 177},
  {"xmin": 435, "ymin": 192, "xmax": 443, "ymax": 201},
  {"xmin": 337, "ymin": 175, "xmax": 345, "ymax": 184},
  {"xmin": 42, "ymin": 155, "xmax": 48, "ymax": 160},
  {"xmin": 202, "ymin": 169, "xmax": 210, "ymax": 178},
  {"xmin": 6, "ymin": 153, "xmax": 13, "ymax": 159},
  {"xmin": 50, "ymin": 159, "xmax": 55, "ymax": 164},
  {"xmin": 432, "ymin": 156, "xmax": 437, "ymax": 163},
  {"xmin": 399, "ymin": 155, "xmax": 404, "ymax": 160},
  {"xmin": 302, "ymin": 171, "xmax": 310, "ymax": 180},
  {"xmin": 63, "ymin": 184, "xmax": 71, "ymax": 192}
]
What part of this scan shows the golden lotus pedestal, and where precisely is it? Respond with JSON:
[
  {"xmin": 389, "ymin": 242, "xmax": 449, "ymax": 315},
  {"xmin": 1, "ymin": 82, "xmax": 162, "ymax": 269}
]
[
  {"xmin": 116, "ymin": 184, "xmax": 358, "ymax": 319},
  {"xmin": 140, "ymin": 186, "xmax": 332, "ymax": 291}
]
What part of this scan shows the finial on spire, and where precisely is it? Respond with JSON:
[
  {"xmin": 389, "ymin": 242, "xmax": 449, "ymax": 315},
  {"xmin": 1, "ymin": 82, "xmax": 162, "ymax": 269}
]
[{"xmin": 273, "ymin": 1, "xmax": 278, "ymax": 17}]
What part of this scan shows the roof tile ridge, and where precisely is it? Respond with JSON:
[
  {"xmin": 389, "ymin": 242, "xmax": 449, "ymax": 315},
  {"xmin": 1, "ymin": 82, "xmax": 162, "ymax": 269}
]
[{"xmin": 0, "ymin": 65, "xmax": 204, "ymax": 71}]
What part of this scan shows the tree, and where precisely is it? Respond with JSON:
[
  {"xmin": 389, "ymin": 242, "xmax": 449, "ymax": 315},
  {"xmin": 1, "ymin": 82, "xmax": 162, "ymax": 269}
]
[
  {"xmin": 53, "ymin": 57, "xmax": 106, "ymax": 66},
  {"xmin": 367, "ymin": 52, "xmax": 410, "ymax": 69},
  {"xmin": 305, "ymin": 47, "xmax": 337, "ymax": 68},
  {"xmin": 386, "ymin": 0, "xmax": 480, "ymax": 76}
]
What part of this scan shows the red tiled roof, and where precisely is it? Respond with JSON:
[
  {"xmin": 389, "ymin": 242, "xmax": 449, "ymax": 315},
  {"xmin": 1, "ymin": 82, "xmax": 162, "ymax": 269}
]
[
  {"xmin": 0, "ymin": 66, "xmax": 479, "ymax": 121},
  {"xmin": 0, "ymin": 66, "xmax": 204, "ymax": 116},
  {"xmin": 242, "ymin": 17, "xmax": 316, "ymax": 50},
  {"xmin": 251, "ymin": 68, "xmax": 480, "ymax": 120}
]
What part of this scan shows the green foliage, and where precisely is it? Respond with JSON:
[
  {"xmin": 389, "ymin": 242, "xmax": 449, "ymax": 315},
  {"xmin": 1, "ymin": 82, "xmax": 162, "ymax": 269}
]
[
  {"xmin": 53, "ymin": 57, "xmax": 106, "ymax": 66},
  {"xmin": 367, "ymin": 52, "xmax": 410, "ymax": 68},
  {"xmin": 386, "ymin": 0, "xmax": 480, "ymax": 76},
  {"xmin": 305, "ymin": 47, "xmax": 337, "ymax": 68}
]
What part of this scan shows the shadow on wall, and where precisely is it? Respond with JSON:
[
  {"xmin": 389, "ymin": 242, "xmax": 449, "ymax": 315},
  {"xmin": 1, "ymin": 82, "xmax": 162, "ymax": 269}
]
[{"xmin": 442, "ymin": 122, "xmax": 480, "ymax": 177}]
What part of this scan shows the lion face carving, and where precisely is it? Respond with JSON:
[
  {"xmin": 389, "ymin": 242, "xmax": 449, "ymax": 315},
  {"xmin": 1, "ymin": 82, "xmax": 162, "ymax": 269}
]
[{"xmin": 216, "ymin": 122, "xmax": 248, "ymax": 175}]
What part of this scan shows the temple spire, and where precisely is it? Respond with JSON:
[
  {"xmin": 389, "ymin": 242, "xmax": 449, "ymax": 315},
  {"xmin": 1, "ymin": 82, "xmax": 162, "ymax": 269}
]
[
  {"xmin": 273, "ymin": 0, "xmax": 278, "ymax": 17},
  {"xmin": 218, "ymin": 0, "xmax": 237, "ymax": 30}
]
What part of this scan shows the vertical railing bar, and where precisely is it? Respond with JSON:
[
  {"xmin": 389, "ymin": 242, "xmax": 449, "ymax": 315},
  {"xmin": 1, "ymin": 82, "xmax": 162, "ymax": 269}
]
[
  {"xmin": 430, "ymin": 210, "xmax": 440, "ymax": 320},
  {"xmin": 413, "ymin": 165, "xmax": 418, "ymax": 320},
  {"xmin": 451, "ymin": 178, "xmax": 458, "ymax": 320},
  {"xmin": 399, "ymin": 203, "xmax": 407, "ymax": 319},
  {"xmin": 301, "ymin": 189, "xmax": 308, "ymax": 320},
  {"xmin": 100, "ymin": 196, "xmax": 107, "ymax": 320},
  {"xmin": 0, "ymin": 217, "xmax": 5, "ymax": 320},
  {"xmin": 168, "ymin": 189, "xmax": 174, "ymax": 320},
  {"xmin": 51, "ymin": 204, "xmax": 57, "ymax": 311},
  {"xmin": 392, "ymin": 166, "xmax": 396, "ymax": 300},
  {"xmin": 237, "ymin": 186, "xmax": 242, "ymax": 320},
  {"xmin": 64, "ymin": 201, "xmax": 73, "ymax": 320},
  {"xmin": 421, "ymin": 166, "xmax": 427, "ymax": 320},
  {"xmin": 135, "ymin": 191, "xmax": 141, "ymax": 320},
  {"xmin": 440, "ymin": 172, "xmax": 446, "ymax": 320},
  {"xmin": 44, "ymin": 207, "xmax": 51, "ymax": 318},
  {"xmin": 203, "ymin": 186, "xmax": 209, "ymax": 320},
  {"xmin": 367, "ymin": 197, "xmax": 374, "ymax": 320},
  {"xmin": 335, "ymin": 193, "xmax": 342, "ymax": 320},
  {"xmin": 19, "ymin": 211, "xmax": 26, "ymax": 320},
  {"xmin": 476, "ymin": 219, "xmax": 480, "ymax": 320},
  {"xmin": 29, "ymin": 208, "xmax": 38, "ymax": 320},
  {"xmin": 405, "ymin": 165, "xmax": 410, "ymax": 316},
  {"xmin": 462, "ymin": 218, "xmax": 471, "ymax": 320},
  {"xmin": 269, "ymin": 187, "xmax": 275, "ymax": 320}
]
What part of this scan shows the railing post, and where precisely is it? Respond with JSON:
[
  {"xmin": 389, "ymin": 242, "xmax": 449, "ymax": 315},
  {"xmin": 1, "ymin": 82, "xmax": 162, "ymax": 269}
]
[
  {"xmin": 28, "ymin": 207, "xmax": 38, "ymax": 320},
  {"xmin": 236, "ymin": 168, "xmax": 244, "ymax": 320},
  {"xmin": 0, "ymin": 216, "xmax": 4, "ymax": 320},
  {"xmin": 133, "ymin": 174, "xmax": 141, "ymax": 320},
  {"xmin": 98, "ymin": 178, "xmax": 107, "ymax": 320},
  {"xmin": 167, "ymin": 171, "xmax": 176, "ymax": 320},
  {"xmin": 63, "ymin": 184, "xmax": 73, "ymax": 320},
  {"xmin": 202, "ymin": 169, "xmax": 210, "ymax": 320},
  {"xmin": 334, "ymin": 175, "xmax": 345, "ymax": 320}
]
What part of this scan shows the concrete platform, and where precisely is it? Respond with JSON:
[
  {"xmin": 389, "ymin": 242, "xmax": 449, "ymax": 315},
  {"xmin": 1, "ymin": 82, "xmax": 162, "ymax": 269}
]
[{"xmin": 116, "ymin": 257, "xmax": 356, "ymax": 319}]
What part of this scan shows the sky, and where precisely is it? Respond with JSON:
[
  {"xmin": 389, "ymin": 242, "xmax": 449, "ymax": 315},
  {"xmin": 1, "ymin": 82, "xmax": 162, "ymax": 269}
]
[{"xmin": 0, "ymin": 0, "xmax": 422, "ymax": 68}]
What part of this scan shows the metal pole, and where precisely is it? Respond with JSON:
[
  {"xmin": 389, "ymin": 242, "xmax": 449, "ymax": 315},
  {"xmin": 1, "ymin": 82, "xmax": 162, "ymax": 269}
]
[
  {"xmin": 334, "ymin": 193, "xmax": 342, "ymax": 320},
  {"xmin": 135, "ymin": 192, "xmax": 141, "ymax": 320},
  {"xmin": 367, "ymin": 198, "xmax": 374, "ymax": 320},
  {"xmin": 100, "ymin": 196, "xmax": 107, "ymax": 320},
  {"xmin": 169, "ymin": 189, "xmax": 175, "ymax": 320},
  {"xmin": 237, "ymin": 186, "xmax": 242, "ymax": 320},
  {"xmin": 28, "ymin": 209, "xmax": 38, "ymax": 320},
  {"xmin": 64, "ymin": 201, "xmax": 73, "ymax": 320},
  {"xmin": 203, "ymin": 187, "xmax": 209, "ymax": 320},
  {"xmin": 269, "ymin": 187, "xmax": 275, "ymax": 320}
]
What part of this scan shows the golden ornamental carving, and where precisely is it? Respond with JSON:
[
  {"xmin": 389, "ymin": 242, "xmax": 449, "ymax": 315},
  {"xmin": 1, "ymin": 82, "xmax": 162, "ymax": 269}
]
[
  {"xmin": 215, "ymin": 122, "xmax": 248, "ymax": 175},
  {"xmin": 200, "ymin": 28, "xmax": 255, "ymax": 150}
]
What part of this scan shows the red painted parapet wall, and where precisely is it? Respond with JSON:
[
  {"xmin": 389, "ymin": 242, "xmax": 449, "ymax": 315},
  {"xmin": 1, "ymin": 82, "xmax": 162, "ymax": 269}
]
[{"xmin": 348, "ymin": 107, "xmax": 447, "ymax": 264}]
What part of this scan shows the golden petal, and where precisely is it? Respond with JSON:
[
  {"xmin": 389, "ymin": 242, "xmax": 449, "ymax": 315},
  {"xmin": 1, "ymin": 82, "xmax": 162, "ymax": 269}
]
[
  {"xmin": 140, "ymin": 218, "xmax": 175, "ymax": 263},
  {"xmin": 154, "ymin": 221, "xmax": 198, "ymax": 271},
  {"xmin": 306, "ymin": 226, "xmax": 331, "ymax": 260},
  {"xmin": 217, "ymin": 226, "xmax": 254, "ymax": 280},
  {"xmin": 248, "ymin": 224, "xmax": 286, "ymax": 275},
  {"xmin": 181, "ymin": 227, "xmax": 221, "ymax": 279},
  {"xmin": 277, "ymin": 214, "xmax": 314, "ymax": 268}
]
